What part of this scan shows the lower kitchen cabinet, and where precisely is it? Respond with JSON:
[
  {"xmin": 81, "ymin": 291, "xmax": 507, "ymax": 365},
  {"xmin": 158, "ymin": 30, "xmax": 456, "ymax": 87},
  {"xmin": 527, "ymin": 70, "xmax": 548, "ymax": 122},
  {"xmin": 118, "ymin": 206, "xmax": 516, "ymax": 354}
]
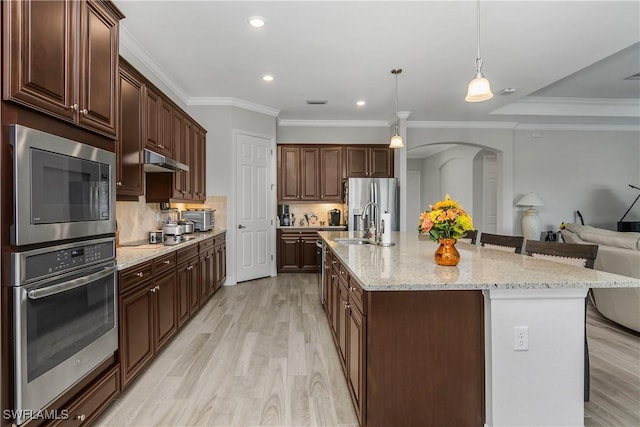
[
  {"xmin": 200, "ymin": 237, "xmax": 216, "ymax": 297},
  {"xmin": 214, "ymin": 234, "xmax": 227, "ymax": 291},
  {"xmin": 177, "ymin": 257, "xmax": 199, "ymax": 326},
  {"xmin": 277, "ymin": 229, "xmax": 319, "ymax": 272},
  {"xmin": 119, "ymin": 255, "xmax": 179, "ymax": 389}
]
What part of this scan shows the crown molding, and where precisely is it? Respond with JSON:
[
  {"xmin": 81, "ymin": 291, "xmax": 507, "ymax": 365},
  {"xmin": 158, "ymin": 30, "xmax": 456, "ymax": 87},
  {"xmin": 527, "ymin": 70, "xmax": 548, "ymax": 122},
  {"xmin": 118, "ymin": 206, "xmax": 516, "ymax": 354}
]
[
  {"xmin": 278, "ymin": 119, "xmax": 390, "ymax": 128},
  {"xmin": 491, "ymin": 96, "xmax": 640, "ymax": 118},
  {"xmin": 408, "ymin": 121, "xmax": 518, "ymax": 129},
  {"xmin": 514, "ymin": 123, "xmax": 640, "ymax": 132},
  {"xmin": 119, "ymin": 26, "xmax": 189, "ymax": 104},
  {"xmin": 188, "ymin": 97, "xmax": 280, "ymax": 117}
]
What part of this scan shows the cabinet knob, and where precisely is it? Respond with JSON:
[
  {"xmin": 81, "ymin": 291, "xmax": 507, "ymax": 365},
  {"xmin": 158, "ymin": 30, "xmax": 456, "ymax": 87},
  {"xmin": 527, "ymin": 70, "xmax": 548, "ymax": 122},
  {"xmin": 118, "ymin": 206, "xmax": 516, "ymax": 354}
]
[
  {"xmin": 70, "ymin": 104, "xmax": 79, "ymax": 111},
  {"xmin": 116, "ymin": 181, "xmax": 123, "ymax": 187},
  {"xmin": 76, "ymin": 414, "xmax": 86, "ymax": 421},
  {"xmin": 136, "ymin": 272, "xmax": 144, "ymax": 277},
  {"xmin": 81, "ymin": 108, "xmax": 88, "ymax": 115},
  {"xmin": 163, "ymin": 260, "xmax": 171, "ymax": 265},
  {"xmin": 156, "ymin": 285, "xmax": 160, "ymax": 291},
  {"xmin": 150, "ymin": 287, "xmax": 156, "ymax": 293}
]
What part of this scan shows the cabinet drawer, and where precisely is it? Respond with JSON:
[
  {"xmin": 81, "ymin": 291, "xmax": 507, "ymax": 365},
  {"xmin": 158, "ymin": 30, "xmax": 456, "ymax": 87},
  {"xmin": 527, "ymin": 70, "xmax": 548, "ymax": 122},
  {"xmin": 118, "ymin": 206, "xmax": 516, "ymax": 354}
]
[
  {"xmin": 153, "ymin": 252, "xmax": 176, "ymax": 276},
  {"xmin": 56, "ymin": 364, "xmax": 120, "ymax": 426},
  {"xmin": 119, "ymin": 261, "xmax": 153, "ymax": 293},
  {"xmin": 177, "ymin": 245, "xmax": 199, "ymax": 264},
  {"xmin": 348, "ymin": 279, "xmax": 365, "ymax": 315},
  {"xmin": 199, "ymin": 237, "xmax": 215, "ymax": 251},
  {"xmin": 214, "ymin": 234, "xmax": 226, "ymax": 245}
]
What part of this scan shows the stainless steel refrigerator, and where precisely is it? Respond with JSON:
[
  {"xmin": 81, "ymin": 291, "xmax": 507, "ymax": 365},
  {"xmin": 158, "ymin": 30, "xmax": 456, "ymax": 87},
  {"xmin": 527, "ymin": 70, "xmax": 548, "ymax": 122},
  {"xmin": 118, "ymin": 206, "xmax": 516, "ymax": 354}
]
[{"xmin": 345, "ymin": 178, "xmax": 399, "ymax": 232}]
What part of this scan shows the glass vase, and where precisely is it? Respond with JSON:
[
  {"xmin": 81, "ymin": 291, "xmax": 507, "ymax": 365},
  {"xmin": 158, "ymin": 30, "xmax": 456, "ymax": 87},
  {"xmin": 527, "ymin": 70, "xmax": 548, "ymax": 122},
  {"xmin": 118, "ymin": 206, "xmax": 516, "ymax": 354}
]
[{"xmin": 434, "ymin": 238, "xmax": 460, "ymax": 266}]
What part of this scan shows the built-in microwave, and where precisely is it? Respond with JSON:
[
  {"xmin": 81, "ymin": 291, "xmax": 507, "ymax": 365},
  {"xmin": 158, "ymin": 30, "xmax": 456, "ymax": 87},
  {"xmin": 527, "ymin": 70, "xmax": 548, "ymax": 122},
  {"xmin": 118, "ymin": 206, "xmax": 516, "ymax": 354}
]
[{"xmin": 9, "ymin": 124, "xmax": 116, "ymax": 246}]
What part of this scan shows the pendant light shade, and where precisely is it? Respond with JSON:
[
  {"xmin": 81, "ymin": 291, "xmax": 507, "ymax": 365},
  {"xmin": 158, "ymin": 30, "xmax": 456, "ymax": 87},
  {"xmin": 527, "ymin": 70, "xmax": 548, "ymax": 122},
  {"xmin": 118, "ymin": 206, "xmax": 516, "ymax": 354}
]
[
  {"xmin": 465, "ymin": 0, "xmax": 493, "ymax": 102},
  {"xmin": 389, "ymin": 68, "xmax": 404, "ymax": 149}
]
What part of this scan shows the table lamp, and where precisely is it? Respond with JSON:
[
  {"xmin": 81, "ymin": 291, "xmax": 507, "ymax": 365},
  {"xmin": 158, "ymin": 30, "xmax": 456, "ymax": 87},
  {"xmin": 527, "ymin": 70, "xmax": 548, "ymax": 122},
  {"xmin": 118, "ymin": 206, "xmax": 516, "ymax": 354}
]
[{"xmin": 516, "ymin": 192, "xmax": 544, "ymax": 240}]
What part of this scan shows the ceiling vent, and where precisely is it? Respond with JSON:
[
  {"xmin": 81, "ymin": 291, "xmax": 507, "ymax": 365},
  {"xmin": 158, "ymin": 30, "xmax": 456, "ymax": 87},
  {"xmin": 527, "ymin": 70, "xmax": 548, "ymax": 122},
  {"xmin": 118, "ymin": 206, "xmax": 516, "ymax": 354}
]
[
  {"xmin": 624, "ymin": 73, "xmax": 640, "ymax": 80},
  {"xmin": 306, "ymin": 100, "xmax": 328, "ymax": 105}
]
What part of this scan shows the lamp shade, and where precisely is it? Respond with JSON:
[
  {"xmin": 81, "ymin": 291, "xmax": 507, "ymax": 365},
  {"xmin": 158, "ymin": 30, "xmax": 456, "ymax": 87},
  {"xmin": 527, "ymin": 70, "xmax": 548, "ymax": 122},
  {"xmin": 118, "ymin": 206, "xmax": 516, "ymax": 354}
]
[
  {"xmin": 389, "ymin": 133, "xmax": 404, "ymax": 148},
  {"xmin": 516, "ymin": 192, "xmax": 544, "ymax": 207},
  {"xmin": 465, "ymin": 74, "xmax": 494, "ymax": 102}
]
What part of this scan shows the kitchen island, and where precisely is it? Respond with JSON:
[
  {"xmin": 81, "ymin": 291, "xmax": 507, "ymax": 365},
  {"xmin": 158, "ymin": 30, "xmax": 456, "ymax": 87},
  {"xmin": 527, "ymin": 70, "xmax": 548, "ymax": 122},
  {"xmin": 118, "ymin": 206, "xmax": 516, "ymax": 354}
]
[{"xmin": 318, "ymin": 231, "xmax": 640, "ymax": 427}]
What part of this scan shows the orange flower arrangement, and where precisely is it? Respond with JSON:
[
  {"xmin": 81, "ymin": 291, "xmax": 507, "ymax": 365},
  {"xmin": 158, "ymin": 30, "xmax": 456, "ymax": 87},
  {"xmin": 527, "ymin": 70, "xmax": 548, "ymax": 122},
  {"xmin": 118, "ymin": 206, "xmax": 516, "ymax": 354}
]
[{"xmin": 418, "ymin": 194, "xmax": 474, "ymax": 242}]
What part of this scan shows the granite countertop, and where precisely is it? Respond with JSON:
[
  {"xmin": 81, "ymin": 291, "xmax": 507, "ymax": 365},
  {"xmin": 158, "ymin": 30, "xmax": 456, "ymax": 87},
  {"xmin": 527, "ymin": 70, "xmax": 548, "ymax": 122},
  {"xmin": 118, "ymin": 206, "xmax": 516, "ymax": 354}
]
[
  {"xmin": 318, "ymin": 230, "xmax": 640, "ymax": 291},
  {"xmin": 116, "ymin": 228, "xmax": 226, "ymax": 271}
]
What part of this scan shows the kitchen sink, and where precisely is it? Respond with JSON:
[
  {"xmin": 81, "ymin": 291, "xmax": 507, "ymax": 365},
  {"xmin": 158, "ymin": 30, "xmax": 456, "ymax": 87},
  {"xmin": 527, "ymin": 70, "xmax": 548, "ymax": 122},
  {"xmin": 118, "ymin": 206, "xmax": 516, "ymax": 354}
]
[{"xmin": 335, "ymin": 238, "xmax": 374, "ymax": 246}]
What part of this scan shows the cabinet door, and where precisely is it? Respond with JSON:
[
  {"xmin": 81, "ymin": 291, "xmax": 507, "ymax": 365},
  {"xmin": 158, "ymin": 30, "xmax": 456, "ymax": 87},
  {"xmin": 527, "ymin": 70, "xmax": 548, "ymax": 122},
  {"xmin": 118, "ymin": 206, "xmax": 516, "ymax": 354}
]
[
  {"xmin": 77, "ymin": 0, "xmax": 119, "ymax": 137},
  {"xmin": 171, "ymin": 110, "xmax": 185, "ymax": 198},
  {"xmin": 323, "ymin": 250, "xmax": 333, "ymax": 311},
  {"xmin": 277, "ymin": 232, "xmax": 301, "ymax": 272},
  {"xmin": 300, "ymin": 233, "xmax": 320, "ymax": 272},
  {"xmin": 189, "ymin": 257, "xmax": 200, "ymax": 314},
  {"xmin": 117, "ymin": 65, "xmax": 144, "ymax": 197},
  {"xmin": 320, "ymin": 147, "xmax": 343, "ymax": 201},
  {"xmin": 177, "ymin": 262, "xmax": 190, "ymax": 328},
  {"xmin": 158, "ymin": 99, "xmax": 173, "ymax": 157},
  {"xmin": 181, "ymin": 119, "xmax": 193, "ymax": 199},
  {"xmin": 278, "ymin": 146, "xmax": 300, "ymax": 201},
  {"xmin": 119, "ymin": 284, "xmax": 154, "ymax": 388},
  {"xmin": 370, "ymin": 147, "xmax": 394, "ymax": 177},
  {"xmin": 218, "ymin": 240, "xmax": 227, "ymax": 288},
  {"xmin": 345, "ymin": 147, "xmax": 369, "ymax": 178},
  {"xmin": 198, "ymin": 251, "xmax": 210, "ymax": 303},
  {"xmin": 330, "ymin": 271, "xmax": 341, "ymax": 338},
  {"xmin": 197, "ymin": 130, "xmax": 207, "ymax": 201},
  {"xmin": 338, "ymin": 283, "xmax": 349, "ymax": 367},
  {"xmin": 348, "ymin": 305, "xmax": 366, "ymax": 423},
  {"xmin": 300, "ymin": 147, "xmax": 319, "ymax": 199},
  {"xmin": 3, "ymin": 0, "xmax": 76, "ymax": 121},
  {"xmin": 154, "ymin": 270, "xmax": 177, "ymax": 351},
  {"xmin": 144, "ymin": 86, "xmax": 162, "ymax": 152}
]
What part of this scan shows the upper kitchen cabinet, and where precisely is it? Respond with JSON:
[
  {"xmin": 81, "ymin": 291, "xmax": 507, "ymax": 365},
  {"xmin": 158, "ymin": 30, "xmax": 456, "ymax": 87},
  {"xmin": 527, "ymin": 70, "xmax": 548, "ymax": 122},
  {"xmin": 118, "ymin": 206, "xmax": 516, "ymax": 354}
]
[
  {"xmin": 3, "ymin": 0, "xmax": 124, "ymax": 139},
  {"xmin": 192, "ymin": 127, "xmax": 207, "ymax": 202},
  {"xmin": 345, "ymin": 145, "xmax": 394, "ymax": 178},
  {"xmin": 277, "ymin": 145, "xmax": 320, "ymax": 201},
  {"xmin": 116, "ymin": 60, "xmax": 144, "ymax": 199},
  {"xmin": 319, "ymin": 146, "xmax": 343, "ymax": 201}
]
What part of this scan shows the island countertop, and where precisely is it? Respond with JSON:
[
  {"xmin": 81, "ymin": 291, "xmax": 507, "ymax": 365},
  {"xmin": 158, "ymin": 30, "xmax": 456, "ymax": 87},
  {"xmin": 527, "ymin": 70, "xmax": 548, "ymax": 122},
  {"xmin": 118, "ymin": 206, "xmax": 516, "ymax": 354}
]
[{"xmin": 318, "ymin": 230, "xmax": 640, "ymax": 291}]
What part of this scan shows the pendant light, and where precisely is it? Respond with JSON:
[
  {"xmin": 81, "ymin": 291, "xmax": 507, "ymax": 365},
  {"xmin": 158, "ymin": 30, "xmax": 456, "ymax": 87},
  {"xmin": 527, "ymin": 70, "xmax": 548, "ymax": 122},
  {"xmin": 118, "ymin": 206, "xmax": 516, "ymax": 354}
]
[
  {"xmin": 389, "ymin": 68, "xmax": 404, "ymax": 148},
  {"xmin": 465, "ymin": 0, "xmax": 493, "ymax": 102}
]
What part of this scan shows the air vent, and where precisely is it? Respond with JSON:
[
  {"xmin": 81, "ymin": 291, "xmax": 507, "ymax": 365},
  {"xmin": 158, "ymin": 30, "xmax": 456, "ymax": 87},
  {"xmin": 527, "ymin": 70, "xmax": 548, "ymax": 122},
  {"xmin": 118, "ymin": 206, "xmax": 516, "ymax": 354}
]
[
  {"xmin": 624, "ymin": 73, "xmax": 640, "ymax": 80},
  {"xmin": 499, "ymin": 87, "xmax": 517, "ymax": 95},
  {"xmin": 306, "ymin": 100, "xmax": 328, "ymax": 105}
]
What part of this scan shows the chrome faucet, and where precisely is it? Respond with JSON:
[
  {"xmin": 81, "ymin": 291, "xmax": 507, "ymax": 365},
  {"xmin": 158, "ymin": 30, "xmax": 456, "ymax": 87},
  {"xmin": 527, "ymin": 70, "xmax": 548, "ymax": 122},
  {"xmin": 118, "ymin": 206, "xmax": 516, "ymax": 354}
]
[{"xmin": 362, "ymin": 202, "xmax": 379, "ymax": 242}]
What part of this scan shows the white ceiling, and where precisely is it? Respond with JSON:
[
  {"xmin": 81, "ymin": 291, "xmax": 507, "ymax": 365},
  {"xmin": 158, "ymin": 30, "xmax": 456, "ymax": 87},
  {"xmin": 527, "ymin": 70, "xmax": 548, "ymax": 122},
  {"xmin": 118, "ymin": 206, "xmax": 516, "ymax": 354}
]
[{"xmin": 115, "ymin": 1, "xmax": 640, "ymax": 126}]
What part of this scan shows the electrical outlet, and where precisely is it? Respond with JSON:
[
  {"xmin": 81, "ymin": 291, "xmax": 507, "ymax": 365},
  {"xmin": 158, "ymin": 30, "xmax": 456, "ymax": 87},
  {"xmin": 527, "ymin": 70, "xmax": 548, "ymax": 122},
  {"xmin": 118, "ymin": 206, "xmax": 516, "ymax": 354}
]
[{"xmin": 514, "ymin": 326, "xmax": 529, "ymax": 351}]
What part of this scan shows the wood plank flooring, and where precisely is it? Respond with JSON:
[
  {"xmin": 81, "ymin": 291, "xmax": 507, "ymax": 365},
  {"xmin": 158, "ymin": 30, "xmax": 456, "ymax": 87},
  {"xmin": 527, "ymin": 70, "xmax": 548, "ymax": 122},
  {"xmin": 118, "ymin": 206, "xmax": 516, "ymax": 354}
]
[{"xmin": 96, "ymin": 274, "xmax": 640, "ymax": 426}]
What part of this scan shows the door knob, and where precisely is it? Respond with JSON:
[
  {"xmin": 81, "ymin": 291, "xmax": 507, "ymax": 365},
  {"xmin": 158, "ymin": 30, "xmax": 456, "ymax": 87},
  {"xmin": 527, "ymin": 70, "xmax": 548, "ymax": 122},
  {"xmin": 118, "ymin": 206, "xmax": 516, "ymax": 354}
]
[{"xmin": 238, "ymin": 224, "xmax": 246, "ymax": 229}]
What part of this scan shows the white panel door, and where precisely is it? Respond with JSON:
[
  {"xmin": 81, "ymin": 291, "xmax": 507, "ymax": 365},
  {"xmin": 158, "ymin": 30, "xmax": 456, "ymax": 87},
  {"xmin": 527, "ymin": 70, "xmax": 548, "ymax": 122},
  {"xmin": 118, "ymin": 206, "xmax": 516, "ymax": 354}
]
[{"xmin": 236, "ymin": 133, "xmax": 272, "ymax": 282}]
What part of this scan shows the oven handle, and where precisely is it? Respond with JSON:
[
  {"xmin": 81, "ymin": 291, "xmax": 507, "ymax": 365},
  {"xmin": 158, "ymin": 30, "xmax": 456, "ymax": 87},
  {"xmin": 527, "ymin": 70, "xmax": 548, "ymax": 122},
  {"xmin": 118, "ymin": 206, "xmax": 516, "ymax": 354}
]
[{"xmin": 27, "ymin": 266, "xmax": 116, "ymax": 300}]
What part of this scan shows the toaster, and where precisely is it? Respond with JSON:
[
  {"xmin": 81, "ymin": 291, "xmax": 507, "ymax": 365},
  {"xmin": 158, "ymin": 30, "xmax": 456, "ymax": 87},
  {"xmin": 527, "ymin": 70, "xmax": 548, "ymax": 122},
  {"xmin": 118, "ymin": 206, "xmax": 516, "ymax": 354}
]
[{"xmin": 180, "ymin": 209, "xmax": 215, "ymax": 231}]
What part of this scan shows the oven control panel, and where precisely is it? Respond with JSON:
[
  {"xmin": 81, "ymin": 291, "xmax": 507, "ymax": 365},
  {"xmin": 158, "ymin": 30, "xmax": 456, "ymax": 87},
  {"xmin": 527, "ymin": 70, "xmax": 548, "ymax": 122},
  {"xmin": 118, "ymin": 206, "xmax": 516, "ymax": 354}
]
[{"xmin": 12, "ymin": 238, "xmax": 116, "ymax": 284}]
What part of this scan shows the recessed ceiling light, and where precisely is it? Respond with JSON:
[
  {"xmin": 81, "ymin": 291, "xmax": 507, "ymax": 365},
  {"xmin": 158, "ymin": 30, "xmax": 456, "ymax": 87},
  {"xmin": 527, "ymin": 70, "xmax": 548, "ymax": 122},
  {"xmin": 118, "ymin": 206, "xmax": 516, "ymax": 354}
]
[
  {"xmin": 248, "ymin": 16, "xmax": 265, "ymax": 28},
  {"xmin": 262, "ymin": 74, "xmax": 274, "ymax": 82},
  {"xmin": 356, "ymin": 100, "xmax": 366, "ymax": 107}
]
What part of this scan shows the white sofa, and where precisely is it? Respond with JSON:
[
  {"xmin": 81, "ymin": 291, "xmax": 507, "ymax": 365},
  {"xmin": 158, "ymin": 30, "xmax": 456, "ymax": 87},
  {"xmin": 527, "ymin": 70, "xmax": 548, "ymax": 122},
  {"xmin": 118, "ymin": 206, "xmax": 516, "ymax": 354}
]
[{"xmin": 561, "ymin": 223, "xmax": 640, "ymax": 332}]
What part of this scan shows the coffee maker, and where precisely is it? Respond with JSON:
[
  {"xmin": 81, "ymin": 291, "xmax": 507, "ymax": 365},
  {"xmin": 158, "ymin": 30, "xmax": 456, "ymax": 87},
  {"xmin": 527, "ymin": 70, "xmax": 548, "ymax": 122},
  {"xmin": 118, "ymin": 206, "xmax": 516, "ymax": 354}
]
[
  {"xmin": 328, "ymin": 209, "xmax": 341, "ymax": 226},
  {"xmin": 278, "ymin": 204, "xmax": 290, "ymax": 226}
]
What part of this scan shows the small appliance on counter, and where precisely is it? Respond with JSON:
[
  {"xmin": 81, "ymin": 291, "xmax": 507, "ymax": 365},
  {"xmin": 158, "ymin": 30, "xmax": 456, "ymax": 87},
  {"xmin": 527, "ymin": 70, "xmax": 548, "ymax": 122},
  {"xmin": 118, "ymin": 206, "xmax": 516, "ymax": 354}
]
[
  {"xmin": 278, "ymin": 204, "xmax": 291, "ymax": 226},
  {"xmin": 162, "ymin": 222, "xmax": 183, "ymax": 245},
  {"xmin": 157, "ymin": 208, "xmax": 179, "ymax": 228},
  {"xmin": 178, "ymin": 220, "xmax": 195, "ymax": 234},
  {"xmin": 148, "ymin": 230, "xmax": 164, "ymax": 244},
  {"xmin": 180, "ymin": 209, "xmax": 215, "ymax": 231},
  {"xmin": 328, "ymin": 209, "xmax": 341, "ymax": 226}
]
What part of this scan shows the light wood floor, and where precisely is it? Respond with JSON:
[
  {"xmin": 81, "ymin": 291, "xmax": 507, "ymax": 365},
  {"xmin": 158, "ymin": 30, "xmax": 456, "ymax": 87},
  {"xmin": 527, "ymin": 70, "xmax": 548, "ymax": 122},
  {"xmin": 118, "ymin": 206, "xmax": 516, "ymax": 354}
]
[{"xmin": 96, "ymin": 274, "xmax": 640, "ymax": 427}]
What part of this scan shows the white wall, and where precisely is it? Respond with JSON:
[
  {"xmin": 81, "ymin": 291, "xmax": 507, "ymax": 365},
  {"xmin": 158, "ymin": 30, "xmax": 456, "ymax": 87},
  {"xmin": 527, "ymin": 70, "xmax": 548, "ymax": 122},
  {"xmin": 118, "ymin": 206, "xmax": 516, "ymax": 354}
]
[
  {"xmin": 277, "ymin": 125, "xmax": 390, "ymax": 144},
  {"xmin": 513, "ymin": 129, "xmax": 640, "ymax": 232}
]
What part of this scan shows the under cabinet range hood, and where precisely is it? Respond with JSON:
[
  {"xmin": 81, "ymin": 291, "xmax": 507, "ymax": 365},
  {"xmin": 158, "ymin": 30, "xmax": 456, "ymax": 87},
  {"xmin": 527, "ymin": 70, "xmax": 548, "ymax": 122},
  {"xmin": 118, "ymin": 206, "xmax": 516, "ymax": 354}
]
[{"xmin": 143, "ymin": 149, "xmax": 189, "ymax": 173}]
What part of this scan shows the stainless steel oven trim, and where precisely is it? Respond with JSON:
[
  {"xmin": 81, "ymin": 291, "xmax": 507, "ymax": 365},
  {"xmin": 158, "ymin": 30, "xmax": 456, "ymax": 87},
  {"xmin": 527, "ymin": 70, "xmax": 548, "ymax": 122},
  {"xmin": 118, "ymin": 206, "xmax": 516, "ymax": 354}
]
[
  {"xmin": 9, "ymin": 124, "xmax": 117, "ymax": 246},
  {"xmin": 10, "ymin": 236, "xmax": 115, "ymax": 286},
  {"xmin": 27, "ymin": 266, "xmax": 115, "ymax": 299},
  {"xmin": 13, "ymin": 260, "xmax": 118, "ymax": 425}
]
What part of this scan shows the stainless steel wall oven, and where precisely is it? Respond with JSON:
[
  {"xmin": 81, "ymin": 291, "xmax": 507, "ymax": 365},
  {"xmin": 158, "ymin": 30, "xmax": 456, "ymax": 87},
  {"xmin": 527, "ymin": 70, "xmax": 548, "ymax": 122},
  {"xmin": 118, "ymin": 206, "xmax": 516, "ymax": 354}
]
[
  {"xmin": 9, "ymin": 124, "xmax": 116, "ymax": 246},
  {"xmin": 10, "ymin": 238, "xmax": 117, "ymax": 425}
]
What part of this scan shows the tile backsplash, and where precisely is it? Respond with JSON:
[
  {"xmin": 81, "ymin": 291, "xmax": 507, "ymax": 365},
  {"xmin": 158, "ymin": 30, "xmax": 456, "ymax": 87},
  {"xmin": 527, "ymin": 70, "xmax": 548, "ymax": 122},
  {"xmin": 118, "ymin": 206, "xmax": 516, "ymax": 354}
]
[
  {"xmin": 116, "ymin": 195, "xmax": 227, "ymax": 244},
  {"xmin": 284, "ymin": 203, "xmax": 346, "ymax": 227}
]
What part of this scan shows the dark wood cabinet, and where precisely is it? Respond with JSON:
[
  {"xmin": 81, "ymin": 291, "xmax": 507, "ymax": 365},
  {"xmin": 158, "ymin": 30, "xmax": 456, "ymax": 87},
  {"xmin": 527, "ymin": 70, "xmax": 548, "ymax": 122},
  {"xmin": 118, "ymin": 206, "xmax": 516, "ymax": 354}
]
[
  {"xmin": 117, "ymin": 61, "xmax": 144, "ymax": 198},
  {"xmin": 144, "ymin": 85, "xmax": 163, "ymax": 155},
  {"xmin": 3, "ymin": 0, "xmax": 123, "ymax": 138},
  {"xmin": 177, "ymin": 257, "xmax": 199, "ymax": 326},
  {"xmin": 119, "ymin": 254, "xmax": 178, "ymax": 389},
  {"xmin": 277, "ymin": 230, "xmax": 319, "ymax": 272},
  {"xmin": 320, "ymin": 147, "xmax": 343, "ymax": 201},
  {"xmin": 160, "ymin": 99, "xmax": 173, "ymax": 157},
  {"xmin": 300, "ymin": 147, "xmax": 320, "ymax": 199},
  {"xmin": 278, "ymin": 146, "xmax": 301, "ymax": 201},
  {"xmin": 323, "ymin": 247, "xmax": 484, "ymax": 427},
  {"xmin": 200, "ymin": 237, "xmax": 215, "ymax": 298},
  {"xmin": 214, "ymin": 234, "xmax": 227, "ymax": 291},
  {"xmin": 345, "ymin": 145, "xmax": 394, "ymax": 178},
  {"xmin": 192, "ymin": 127, "xmax": 206, "ymax": 202}
]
